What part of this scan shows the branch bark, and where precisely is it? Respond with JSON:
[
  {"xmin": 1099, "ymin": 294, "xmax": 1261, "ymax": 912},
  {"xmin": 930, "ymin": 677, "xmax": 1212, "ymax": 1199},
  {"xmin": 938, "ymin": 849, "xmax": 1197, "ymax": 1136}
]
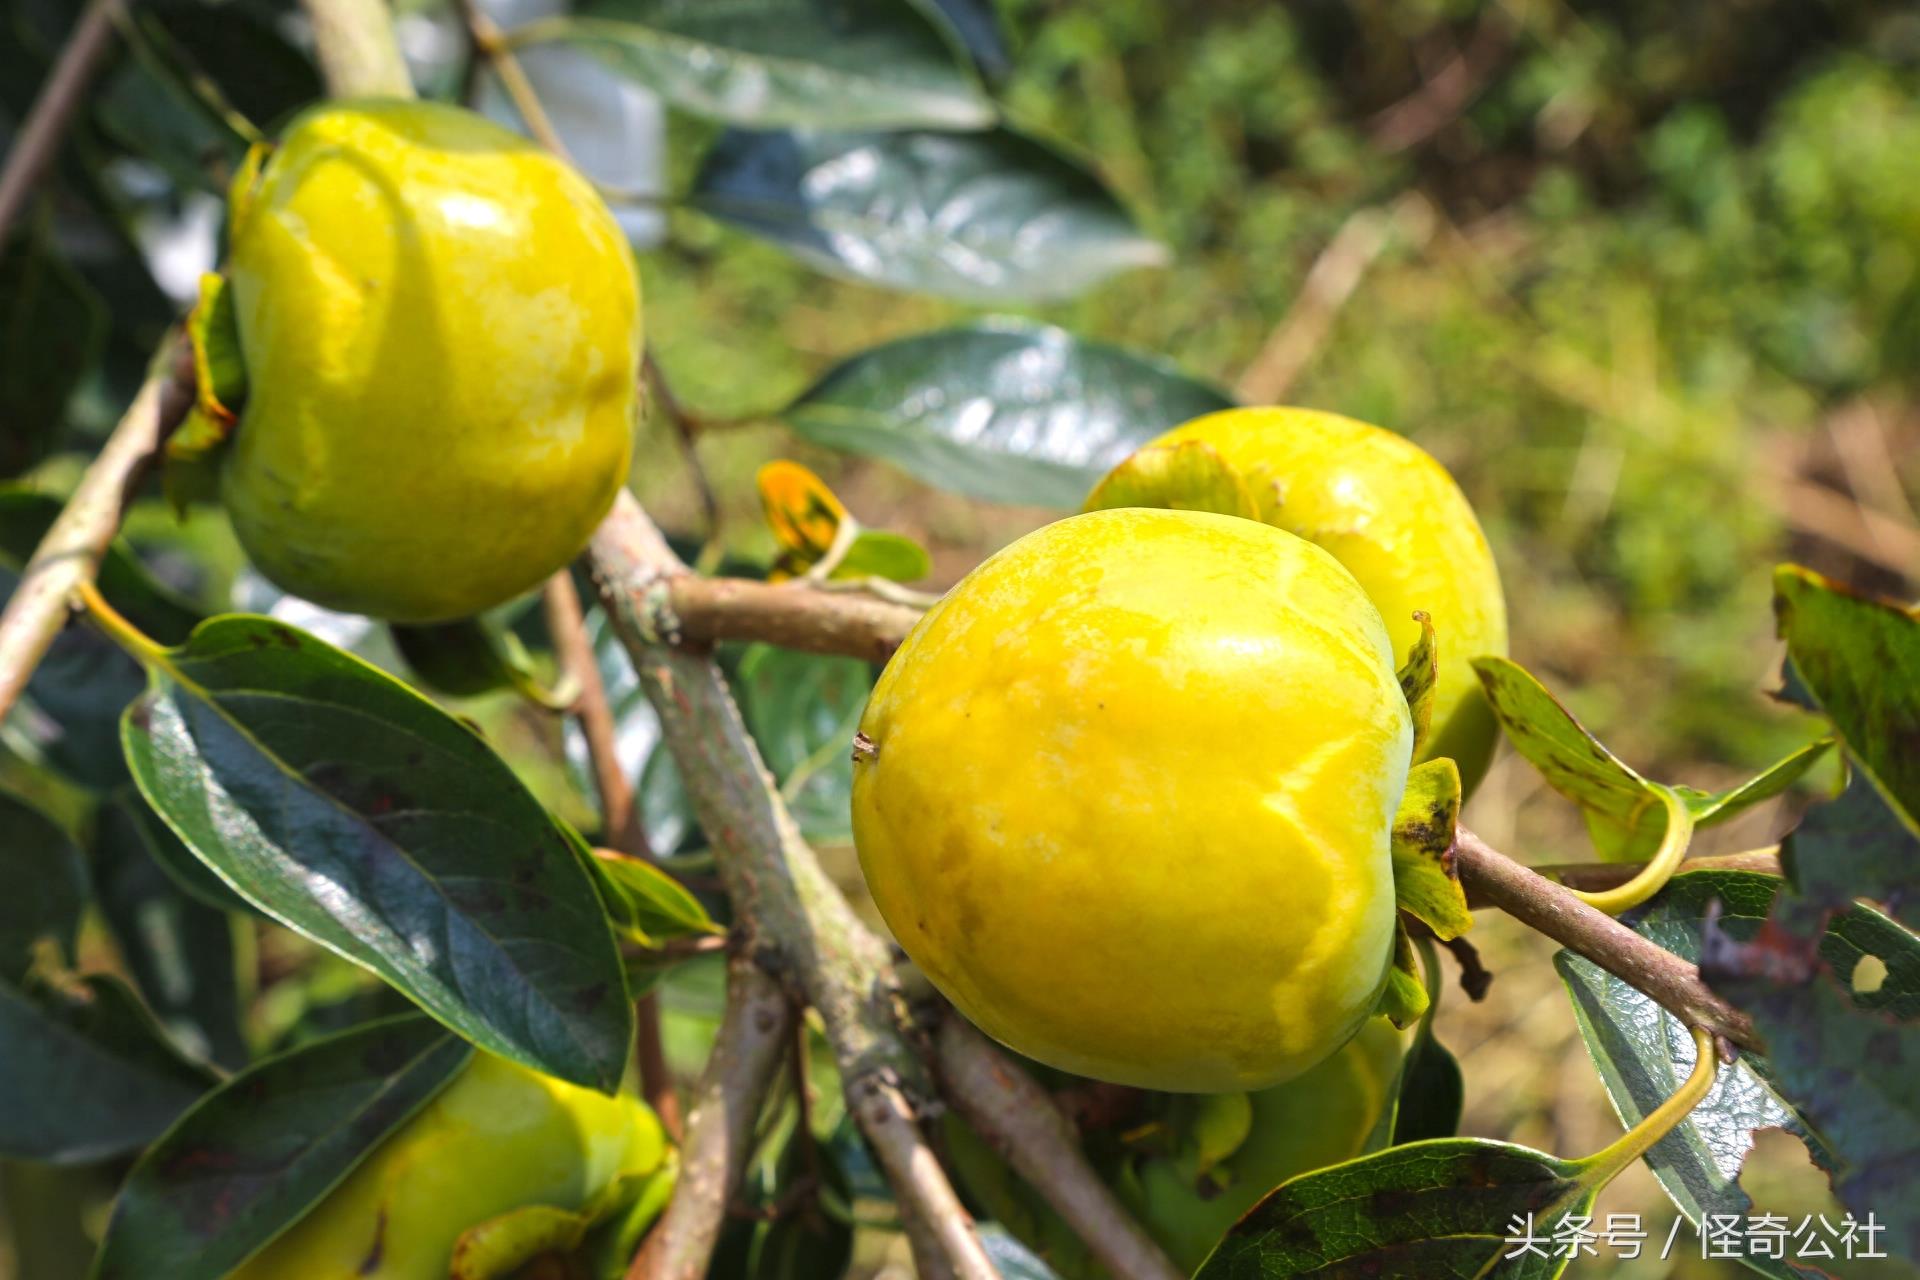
[
  {"xmin": 0, "ymin": 342, "xmax": 191, "ymax": 725},
  {"xmin": 937, "ymin": 1015, "xmax": 1184, "ymax": 1280},
  {"xmin": 0, "ymin": 0, "xmax": 123, "ymax": 244},
  {"xmin": 657, "ymin": 574, "xmax": 922, "ymax": 663},
  {"xmin": 589, "ymin": 491, "xmax": 996, "ymax": 1280},
  {"xmin": 1454, "ymin": 827, "xmax": 1761, "ymax": 1050},
  {"xmin": 628, "ymin": 951, "xmax": 791, "ymax": 1280},
  {"xmin": 300, "ymin": 0, "xmax": 414, "ymax": 98}
]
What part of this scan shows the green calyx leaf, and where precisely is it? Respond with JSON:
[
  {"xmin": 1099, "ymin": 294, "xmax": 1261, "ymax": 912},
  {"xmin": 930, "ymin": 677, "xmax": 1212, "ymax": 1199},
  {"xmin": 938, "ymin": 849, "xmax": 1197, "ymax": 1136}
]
[
  {"xmin": 164, "ymin": 273, "xmax": 247, "ymax": 514},
  {"xmin": 1391, "ymin": 757, "xmax": 1471, "ymax": 940},
  {"xmin": 1395, "ymin": 611, "xmax": 1439, "ymax": 757},
  {"xmin": 1082, "ymin": 439, "xmax": 1258, "ymax": 520},
  {"xmin": 1376, "ymin": 919, "xmax": 1431, "ymax": 1029}
]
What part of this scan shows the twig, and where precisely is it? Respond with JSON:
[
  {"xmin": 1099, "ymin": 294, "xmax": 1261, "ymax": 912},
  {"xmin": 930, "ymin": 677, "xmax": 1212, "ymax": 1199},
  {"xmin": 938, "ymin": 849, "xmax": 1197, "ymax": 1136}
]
[
  {"xmin": 0, "ymin": 0, "xmax": 123, "ymax": 244},
  {"xmin": 1366, "ymin": 13, "xmax": 1513, "ymax": 153},
  {"xmin": 644, "ymin": 351, "xmax": 722, "ymax": 553},
  {"xmin": 544, "ymin": 573, "xmax": 681, "ymax": 1141},
  {"xmin": 1234, "ymin": 198, "xmax": 1428, "ymax": 404},
  {"xmin": 655, "ymin": 573, "xmax": 922, "ymax": 663},
  {"xmin": 301, "ymin": 0, "xmax": 413, "ymax": 98},
  {"xmin": 1453, "ymin": 827, "xmax": 1760, "ymax": 1050},
  {"xmin": 628, "ymin": 952, "xmax": 792, "ymax": 1280},
  {"xmin": 936, "ymin": 1015, "xmax": 1184, "ymax": 1280},
  {"xmin": 0, "ymin": 341, "xmax": 191, "ymax": 725},
  {"xmin": 450, "ymin": 0, "xmax": 572, "ymax": 162},
  {"xmin": 589, "ymin": 491, "xmax": 996, "ymax": 1280}
]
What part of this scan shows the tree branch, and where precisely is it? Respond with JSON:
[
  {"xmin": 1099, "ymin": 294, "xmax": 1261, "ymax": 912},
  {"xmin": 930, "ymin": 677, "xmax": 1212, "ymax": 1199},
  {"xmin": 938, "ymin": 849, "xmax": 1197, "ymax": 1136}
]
[
  {"xmin": 300, "ymin": 0, "xmax": 414, "ymax": 98},
  {"xmin": 0, "ymin": 0, "xmax": 123, "ymax": 244},
  {"xmin": 936, "ymin": 1015, "xmax": 1184, "ymax": 1280},
  {"xmin": 628, "ymin": 951, "xmax": 792, "ymax": 1280},
  {"xmin": 652, "ymin": 572, "xmax": 922, "ymax": 663},
  {"xmin": 0, "ymin": 342, "xmax": 191, "ymax": 725},
  {"xmin": 1454, "ymin": 827, "xmax": 1760, "ymax": 1050},
  {"xmin": 449, "ymin": 0, "xmax": 571, "ymax": 160},
  {"xmin": 589, "ymin": 491, "xmax": 996, "ymax": 1280}
]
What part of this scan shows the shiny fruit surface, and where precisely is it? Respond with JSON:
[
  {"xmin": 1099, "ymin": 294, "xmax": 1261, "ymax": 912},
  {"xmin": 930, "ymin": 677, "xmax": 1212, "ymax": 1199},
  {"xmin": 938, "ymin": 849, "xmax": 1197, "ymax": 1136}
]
[
  {"xmin": 1124, "ymin": 408, "xmax": 1508, "ymax": 793},
  {"xmin": 852, "ymin": 508, "xmax": 1410, "ymax": 1092},
  {"xmin": 223, "ymin": 99, "xmax": 639, "ymax": 623},
  {"xmin": 230, "ymin": 1053, "xmax": 668, "ymax": 1279}
]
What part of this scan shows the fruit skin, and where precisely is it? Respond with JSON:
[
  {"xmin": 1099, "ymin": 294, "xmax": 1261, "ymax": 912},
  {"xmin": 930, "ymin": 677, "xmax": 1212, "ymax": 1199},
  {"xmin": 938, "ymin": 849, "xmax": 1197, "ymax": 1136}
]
[
  {"xmin": 852, "ymin": 508, "xmax": 1411, "ymax": 1092},
  {"xmin": 222, "ymin": 99, "xmax": 639, "ymax": 623},
  {"xmin": 1121, "ymin": 408, "xmax": 1508, "ymax": 794},
  {"xmin": 230, "ymin": 1052, "xmax": 670, "ymax": 1279}
]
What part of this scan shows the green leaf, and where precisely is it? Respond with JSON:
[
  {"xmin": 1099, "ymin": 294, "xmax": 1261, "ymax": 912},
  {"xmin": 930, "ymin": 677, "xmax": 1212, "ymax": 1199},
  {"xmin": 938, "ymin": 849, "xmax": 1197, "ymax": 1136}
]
[
  {"xmin": 1592, "ymin": 738, "xmax": 1835, "ymax": 862},
  {"xmin": 0, "ymin": 972, "xmax": 213, "ymax": 1163},
  {"xmin": 0, "ymin": 788, "xmax": 87, "ymax": 980},
  {"xmin": 1555, "ymin": 869, "xmax": 1919, "ymax": 1272},
  {"xmin": 0, "ymin": 221, "xmax": 106, "ymax": 476},
  {"xmin": 783, "ymin": 320, "xmax": 1236, "ymax": 508},
  {"xmin": 591, "ymin": 846, "xmax": 718, "ymax": 944},
  {"xmin": 1782, "ymin": 770, "xmax": 1920, "ymax": 932},
  {"xmin": 516, "ymin": 0, "xmax": 992, "ymax": 130},
  {"xmin": 390, "ymin": 614, "xmax": 572, "ymax": 709},
  {"xmin": 1773, "ymin": 565, "xmax": 1920, "ymax": 834},
  {"xmin": 1368, "ymin": 940, "xmax": 1463, "ymax": 1150},
  {"xmin": 1704, "ymin": 941, "xmax": 1920, "ymax": 1264},
  {"xmin": 1391, "ymin": 758, "xmax": 1471, "ymax": 941},
  {"xmin": 693, "ymin": 126, "xmax": 1165, "ymax": 302},
  {"xmin": 92, "ymin": 1015, "xmax": 472, "ymax": 1280},
  {"xmin": 1082, "ymin": 439, "xmax": 1258, "ymax": 519},
  {"xmin": 838, "ymin": 530, "xmax": 931, "ymax": 583},
  {"xmin": 976, "ymin": 1225, "xmax": 1068, "ymax": 1280},
  {"xmin": 734, "ymin": 643, "xmax": 873, "ymax": 842},
  {"xmin": 104, "ymin": 784, "xmax": 254, "ymax": 915},
  {"xmin": 1396, "ymin": 613, "xmax": 1439, "ymax": 758},
  {"xmin": 90, "ymin": 792, "xmax": 248, "ymax": 1069},
  {"xmin": 1376, "ymin": 920, "xmax": 1430, "ymax": 1028},
  {"xmin": 119, "ymin": 613, "xmax": 633, "ymax": 1091},
  {"xmin": 1196, "ymin": 1138, "xmax": 1599, "ymax": 1280}
]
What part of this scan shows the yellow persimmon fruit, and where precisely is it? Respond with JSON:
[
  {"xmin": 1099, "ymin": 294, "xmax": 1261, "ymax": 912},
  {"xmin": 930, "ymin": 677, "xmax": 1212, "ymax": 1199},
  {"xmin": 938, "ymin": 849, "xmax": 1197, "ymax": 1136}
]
[
  {"xmin": 852, "ymin": 508, "xmax": 1411, "ymax": 1092},
  {"xmin": 1100, "ymin": 408, "xmax": 1508, "ymax": 794},
  {"xmin": 232, "ymin": 1053, "xmax": 670, "ymax": 1279},
  {"xmin": 221, "ymin": 100, "xmax": 639, "ymax": 623}
]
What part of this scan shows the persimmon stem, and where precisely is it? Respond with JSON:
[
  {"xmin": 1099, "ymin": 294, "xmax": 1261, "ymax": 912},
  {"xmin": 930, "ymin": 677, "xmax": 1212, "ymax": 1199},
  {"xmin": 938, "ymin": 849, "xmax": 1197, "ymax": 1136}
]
[
  {"xmin": 300, "ymin": 0, "xmax": 414, "ymax": 99},
  {"xmin": 1578, "ymin": 1025, "xmax": 1718, "ymax": 1183},
  {"xmin": 1566, "ymin": 785, "xmax": 1695, "ymax": 915}
]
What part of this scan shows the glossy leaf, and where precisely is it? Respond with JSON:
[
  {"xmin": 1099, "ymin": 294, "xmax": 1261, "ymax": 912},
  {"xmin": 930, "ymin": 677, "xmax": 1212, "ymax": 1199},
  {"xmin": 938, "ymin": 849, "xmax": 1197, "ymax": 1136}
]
[
  {"xmin": 119, "ymin": 614, "xmax": 632, "ymax": 1090},
  {"xmin": 1555, "ymin": 870, "xmax": 1918, "ymax": 1272},
  {"xmin": 91, "ymin": 792, "xmax": 248, "ymax": 1069},
  {"xmin": 734, "ymin": 643, "xmax": 872, "ymax": 841},
  {"xmin": 1391, "ymin": 758, "xmax": 1470, "ymax": 940},
  {"xmin": 1197, "ymin": 1138, "xmax": 1597, "ymax": 1280},
  {"xmin": 693, "ymin": 126, "xmax": 1164, "ymax": 302},
  {"xmin": 0, "ymin": 788, "xmax": 87, "ymax": 979},
  {"xmin": 92, "ymin": 1015, "xmax": 473, "ymax": 1280},
  {"xmin": 783, "ymin": 320, "xmax": 1236, "ymax": 508},
  {"xmin": 0, "ymin": 972, "xmax": 213, "ymax": 1163},
  {"xmin": 1774, "ymin": 565, "xmax": 1920, "ymax": 833},
  {"xmin": 517, "ymin": 0, "xmax": 992, "ymax": 130},
  {"xmin": 1082, "ymin": 439, "xmax": 1257, "ymax": 519},
  {"xmin": 1782, "ymin": 770, "xmax": 1920, "ymax": 932}
]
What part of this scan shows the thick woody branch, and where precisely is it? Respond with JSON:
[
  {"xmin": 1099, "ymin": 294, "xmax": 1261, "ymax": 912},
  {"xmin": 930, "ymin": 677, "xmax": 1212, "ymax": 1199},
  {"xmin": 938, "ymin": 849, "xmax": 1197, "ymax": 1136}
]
[
  {"xmin": 0, "ymin": 0, "xmax": 122, "ymax": 244},
  {"xmin": 0, "ymin": 343, "xmax": 191, "ymax": 725},
  {"xmin": 1454, "ymin": 827, "xmax": 1761, "ymax": 1050},
  {"xmin": 937, "ymin": 1016, "xmax": 1184, "ymax": 1280},
  {"xmin": 589, "ymin": 491, "xmax": 995, "ymax": 1280},
  {"xmin": 628, "ymin": 952, "xmax": 791, "ymax": 1280},
  {"xmin": 300, "ymin": 0, "xmax": 414, "ymax": 98}
]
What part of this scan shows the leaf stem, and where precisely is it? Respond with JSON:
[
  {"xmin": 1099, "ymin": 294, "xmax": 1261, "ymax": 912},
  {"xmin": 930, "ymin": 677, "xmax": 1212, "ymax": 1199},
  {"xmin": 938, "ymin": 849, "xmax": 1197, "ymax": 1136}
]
[
  {"xmin": 1578, "ymin": 1025, "xmax": 1718, "ymax": 1184},
  {"xmin": 74, "ymin": 579, "xmax": 169, "ymax": 666},
  {"xmin": 1566, "ymin": 785, "xmax": 1695, "ymax": 915}
]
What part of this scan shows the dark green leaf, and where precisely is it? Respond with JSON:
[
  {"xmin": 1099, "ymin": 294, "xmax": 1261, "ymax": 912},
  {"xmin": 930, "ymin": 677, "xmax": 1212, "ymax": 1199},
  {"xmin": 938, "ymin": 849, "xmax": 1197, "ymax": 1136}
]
[
  {"xmin": 0, "ymin": 973, "xmax": 213, "ymax": 1163},
  {"xmin": 390, "ymin": 614, "xmax": 570, "ymax": 708},
  {"xmin": 693, "ymin": 126, "xmax": 1164, "ymax": 302},
  {"xmin": 91, "ymin": 792, "xmax": 248, "ymax": 1069},
  {"xmin": 1782, "ymin": 770, "xmax": 1920, "ymax": 932},
  {"xmin": 0, "ymin": 223, "xmax": 105, "ymax": 476},
  {"xmin": 92, "ymin": 1015, "xmax": 472, "ymax": 1280},
  {"xmin": 120, "ymin": 614, "xmax": 632, "ymax": 1091},
  {"xmin": 734, "ymin": 644, "xmax": 871, "ymax": 842},
  {"xmin": 1390, "ymin": 758, "xmax": 1470, "ymax": 940},
  {"xmin": 1390, "ymin": 1033, "xmax": 1463, "ymax": 1147},
  {"xmin": 751, "ymin": 1211, "xmax": 853, "ymax": 1280},
  {"xmin": 1774, "ymin": 565, "xmax": 1920, "ymax": 833},
  {"xmin": 1197, "ymin": 1138, "xmax": 1594, "ymax": 1280},
  {"xmin": 141, "ymin": 0, "xmax": 322, "ymax": 132},
  {"xmin": 104, "ymin": 784, "xmax": 253, "ymax": 915},
  {"xmin": 913, "ymin": 0, "xmax": 1010, "ymax": 82},
  {"xmin": 0, "ymin": 788, "xmax": 87, "ymax": 980},
  {"xmin": 783, "ymin": 320, "xmax": 1236, "ymax": 508},
  {"xmin": 518, "ymin": 0, "xmax": 992, "ymax": 130}
]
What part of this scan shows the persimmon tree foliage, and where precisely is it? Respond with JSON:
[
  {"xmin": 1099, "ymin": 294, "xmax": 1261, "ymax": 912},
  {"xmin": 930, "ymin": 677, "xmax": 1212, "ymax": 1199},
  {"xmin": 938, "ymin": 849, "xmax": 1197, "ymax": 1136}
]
[{"xmin": 0, "ymin": 2, "xmax": 1915, "ymax": 1279}]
